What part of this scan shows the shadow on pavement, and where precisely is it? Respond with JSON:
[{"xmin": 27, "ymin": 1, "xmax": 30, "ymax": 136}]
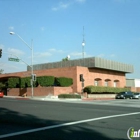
[{"xmin": 0, "ymin": 107, "xmax": 127, "ymax": 140}]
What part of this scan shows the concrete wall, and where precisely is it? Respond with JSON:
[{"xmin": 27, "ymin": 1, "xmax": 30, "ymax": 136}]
[
  {"xmin": 88, "ymin": 94, "xmax": 116, "ymax": 99},
  {"xmin": 126, "ymin": 79, "xmax": 140, "ymax": 88},
  {"xmin": 135, "ymin": 79, "xmax": 140, "ymax": 87}
]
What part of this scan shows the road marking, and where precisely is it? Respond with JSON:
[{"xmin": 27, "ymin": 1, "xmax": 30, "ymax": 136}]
[{"xmin": 0, "ymin": 112, "xmax": 140, "ymax": 139}]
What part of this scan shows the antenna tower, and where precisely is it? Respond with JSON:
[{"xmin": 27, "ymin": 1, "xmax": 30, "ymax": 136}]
[{"xmin": 82, "ymin": 26, "xmax": 85, "ymax": 59}]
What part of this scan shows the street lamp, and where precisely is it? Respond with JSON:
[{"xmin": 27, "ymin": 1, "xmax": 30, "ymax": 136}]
[{"xmin": 10, "ymin": 32, "xmax": 34, "ymax": 98}]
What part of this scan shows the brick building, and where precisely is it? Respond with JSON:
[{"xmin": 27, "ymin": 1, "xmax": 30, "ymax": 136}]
[{"xmin": 0, "ymin": 57, "xmax": 134, "ymax": 96}]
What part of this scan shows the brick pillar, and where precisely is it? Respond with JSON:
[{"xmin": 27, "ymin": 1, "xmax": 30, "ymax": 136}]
[
  {"xmin": 98, "ymin": 80, "xmax": 103, "ymax": 86},
  {"xmin": 108, "ymin": 80, "xmax": 112, "ymax": 87}
]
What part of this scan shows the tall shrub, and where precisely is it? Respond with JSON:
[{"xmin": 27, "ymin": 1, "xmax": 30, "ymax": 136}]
[
  {"xmin": 20, "ymin": 77, "xmax": 31, "ymax": 88},
  {"xmin": 55, "ymin": 77, "xmax": 73, "ymax": 87},
  {"xmin": 8, "ymin": 78, "xmax": 19, "ymax": 88},
  {"xmin": 37, "ymin": 76, "xmax": 55, "ymax": 87}
]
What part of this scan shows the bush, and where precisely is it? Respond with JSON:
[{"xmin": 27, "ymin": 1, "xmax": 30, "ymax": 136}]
[
  {"xmin": 0, "ymin": 82, "xmax": 5, "ymax": 90},
  {"xmin": 7, "ymin": 77, "xmax": 36, "ymax": 88},
  {"xmin": 37, "ymin": 76, "xmax": 55, "ymax": 87},
  {"xmin": 58, "ymin": 94, "xmax": 81, "ymax": 99},
  {"xmin": 7, "ymin": 76, "xmax": 72, "ymax": 88},
  {"xmin": 8, "ymin": 78, "xmax": 19, "ymax": 88},
  {"xmin": 84, "ymin": 85, "xmax": 130, "ymax": 94},
  {"xmin": 22, "ymin": 77, "xmax": 37, "ymax": 88},
  {"xmin": 55, "ymin": 77, "xmax": 73, "ymax": 87}
]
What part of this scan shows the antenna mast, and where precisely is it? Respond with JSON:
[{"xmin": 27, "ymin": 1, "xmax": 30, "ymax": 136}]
[{"xmin": 82, "ymin": 26, "xmax": 85, "ymax": 59}]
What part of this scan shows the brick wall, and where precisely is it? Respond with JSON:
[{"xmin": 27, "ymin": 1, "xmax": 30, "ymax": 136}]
[
  {"xmin": 7, "ymin": 87, "xmax": 73, "ymax": 96},
  {"xmin": 0, "ymin": 66, "xmax": 127, "ymax": 94},
  {"xmin": 76, "ymin": 67, "xmax": 126, "ymax": 92},
  {"xmin": 128, "ymin": 87, "xmax": 140, "ymax": 92}
]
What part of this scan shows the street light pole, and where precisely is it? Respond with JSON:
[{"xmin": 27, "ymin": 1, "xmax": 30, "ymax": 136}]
[
  {"xmin": 31, "ymin": 39, "xmax": 34, "ymax": 98},
  {"xmin": 10, "ymin": 32, "xmax": 34, "ymax": 98}
]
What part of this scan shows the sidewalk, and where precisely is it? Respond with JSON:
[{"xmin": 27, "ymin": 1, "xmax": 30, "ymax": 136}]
[
  {"xmin": 4, "ymin": 95, "xmax": 114, "ymax": 102},
  {"xmin": 3, "ymin": 95, "xmax": 82, "ymax": 102}
]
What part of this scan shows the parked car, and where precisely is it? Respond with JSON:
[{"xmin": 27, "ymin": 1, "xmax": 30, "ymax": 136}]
[
  {"xmin": 133, "ymin": 93, "xmax": 140, "ymax": 99},
  {"xmin": 115, "ymin": 91, "xmax": 134, "ymax": 99},
  {"xmin": 0, "ymin": 91, "xmax": 3, "ymax": 98}
]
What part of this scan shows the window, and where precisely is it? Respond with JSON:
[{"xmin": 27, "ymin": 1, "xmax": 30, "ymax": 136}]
[
  {"xmin": 94, "ymin": 80, "xmax": 98, "ymax": 86},
  {"xmin": 105, "ymin": 81, "xmax": 108, "ymax": 87},
  {"xmin": 114, "ymin": 80, "xmax": 119, "ymax": 87},
  {"xmin": 105, "ymin": 79, "xmax": 111, "ymax": 87},
  {"xmin": 94, "ymin": 78, "xmax": 102, "ymax": 86},
  {"xmin": 114, "ymin": 82, "xmax": 117, "ymax": 87}
]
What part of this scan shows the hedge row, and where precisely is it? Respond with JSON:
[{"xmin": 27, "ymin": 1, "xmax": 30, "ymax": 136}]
[
  {"xmin": 55, "ymin": 77, "xmax": 73, "ymax": 87},
  {"xmin": 37, "ymin": 76, "xmax": 55, "ymax": 87},
  {"xmin": 58, "ymin": 94, "xmax": 81, "ymax": 99},
  {"xmin": 84, "ymin": 85, "xmax": 130, "ymax": 94},
  {"xmin": 8, "ymin": 77, "xmax": 34, "ymax": 88},
  {"xmin": 7, "ymin": 76, "xmax": 73, "ymax": 88}
]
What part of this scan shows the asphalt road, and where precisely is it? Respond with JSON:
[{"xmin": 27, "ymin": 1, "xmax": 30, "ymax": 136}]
[{"xmin": 0, "ymin": 98, "xmax": 140, "ymax": 140}]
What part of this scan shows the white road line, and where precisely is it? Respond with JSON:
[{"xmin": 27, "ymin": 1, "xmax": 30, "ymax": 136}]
[{"xmin": 0, "ymin": 112, "xmax": 140, "ymax": 139}]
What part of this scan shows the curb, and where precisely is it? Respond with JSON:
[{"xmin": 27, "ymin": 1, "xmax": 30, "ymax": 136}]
[
  {"xmin": 82, "ymin": 98, "xmax": 115, "ymax": 101},
  {"xmin": 4, "ymin": 96, "xmax": 115, "ymax": 102}
]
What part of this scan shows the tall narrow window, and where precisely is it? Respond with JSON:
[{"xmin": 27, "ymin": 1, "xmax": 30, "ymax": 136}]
[
  {"xmin": 114, "ymin": 80, "xmax": 119, "ymax": 87},
  {"xmin": 114, "ymin": 82, "xmax": 117, "ymax": 87},
  {"xmin": 105, "ymin": 79, "xmax": 111, "ymax": 87},
  {"xmin": 94, "ymin": 78, "xmax": 102, "ymax": 86},
  {"xmin": 105, "ymin": 81, "xmax": 108, "ymax": 86},
  {"xmin": 94, "ymin": 80, "xmax": 98, "ymax": 86}
]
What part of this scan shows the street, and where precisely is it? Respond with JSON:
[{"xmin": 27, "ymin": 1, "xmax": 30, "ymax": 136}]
[{"xmin": 0, "ymin": 98, "xmax": 140, "ymax": 140}]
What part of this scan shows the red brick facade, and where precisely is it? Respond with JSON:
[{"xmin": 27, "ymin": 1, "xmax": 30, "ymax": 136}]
[
  {"xmin": 7, "ymin": 87, "xmax": 73, "ymax": 96},
  {"xmin": 0, "ymin": 66, "xmax": 126, "ymax": 96}
]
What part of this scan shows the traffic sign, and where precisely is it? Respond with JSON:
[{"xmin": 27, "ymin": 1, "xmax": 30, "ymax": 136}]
[{"xmin": 8, "ymin": 57, "xmax": 20, "ymax": 62}]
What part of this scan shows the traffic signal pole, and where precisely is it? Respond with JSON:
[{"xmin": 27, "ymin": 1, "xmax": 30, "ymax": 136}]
[{"xmin": 0, "ymin": 49, "xmax": 2, "ymax": 58}]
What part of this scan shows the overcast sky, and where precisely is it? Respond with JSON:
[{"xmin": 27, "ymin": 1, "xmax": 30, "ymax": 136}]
[{"xmin": 0, "ymin": 0, "xmax": 140, "ymax": 79}]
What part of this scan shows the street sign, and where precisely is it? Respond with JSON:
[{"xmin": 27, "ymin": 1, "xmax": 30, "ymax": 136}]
[{"xmin": 8, "ymin": 57, "xmax": 20, "ymax": 62}]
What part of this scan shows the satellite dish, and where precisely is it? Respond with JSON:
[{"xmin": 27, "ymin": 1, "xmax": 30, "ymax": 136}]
[{"xmin": 67, "ymin": 55, "xmax": 70, "ymax": 60}]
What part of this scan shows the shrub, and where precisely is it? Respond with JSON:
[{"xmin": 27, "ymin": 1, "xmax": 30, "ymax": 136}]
[
  {"xmin": 8, "ymin": 78, "xmax": 20, "ymax": 88},
  {"xmin": 58, "ymin": 94, "xmax": 81, "ymax": 99},
  {"xmin": 84, "ymin": 85, "xmax": 130, "ymax": 94},
  {"xmin": 20, "ymin": 77, "xmax": 31, "ymax": 88},
  {"xmin": 0, "ymin": 82, "xmax": 5, "ymax": 90},
  {"xmin": 37, "ymin": 76, "xmax": 55, "ymax": 87},
  {"xmin": 55, "ymin": 77, "xmax": 73, "ymax": 87},
  {"xmin": 7, "ymin": 77, "xmax": 36, "ymax": 88},
  {"xmin": 7, "ymin": 76, "xmax": 72, "ymax": 88}
]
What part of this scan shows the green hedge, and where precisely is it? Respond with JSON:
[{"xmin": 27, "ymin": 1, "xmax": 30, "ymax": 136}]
[
  {"xmin": 8, "ymin": 78, "xmax": 19, "ymax": 88},
  {"xmin": 84, "ymin": 85, "xmax": 130, "ymax": 94},
  {"xmin": 7, "ymin": 76, "xmax": 73, "ymax": 88},
  {"xmin": 58, "ymin": 94, "xmax": 81, "ymax": 99},
  {"xmin": 8, "ymin": 77, "xmax": 33, "ymax": 88},
  {"xmin": 37, "ymin": 76, "xmax": 55, "ymax": 87},
  {"xmin": 20, "ymin": 77, "xmax": 31, "ymax": 88},
  {"xmin": 55, "ymin": 77, "xmax": 73, "ymax": 87}
]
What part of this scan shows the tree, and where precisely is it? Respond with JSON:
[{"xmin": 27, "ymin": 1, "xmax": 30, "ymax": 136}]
[
  {"xmin": 62, "ymin": 57, "xmax": 69, "ymax": 61},
  {"xmin": 0, "ymin": 82, "xmax": 5, "ymax": 90},
  {"xmin": 0, "ymin": 69, "xmax": 4, "ymax": 74}
]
